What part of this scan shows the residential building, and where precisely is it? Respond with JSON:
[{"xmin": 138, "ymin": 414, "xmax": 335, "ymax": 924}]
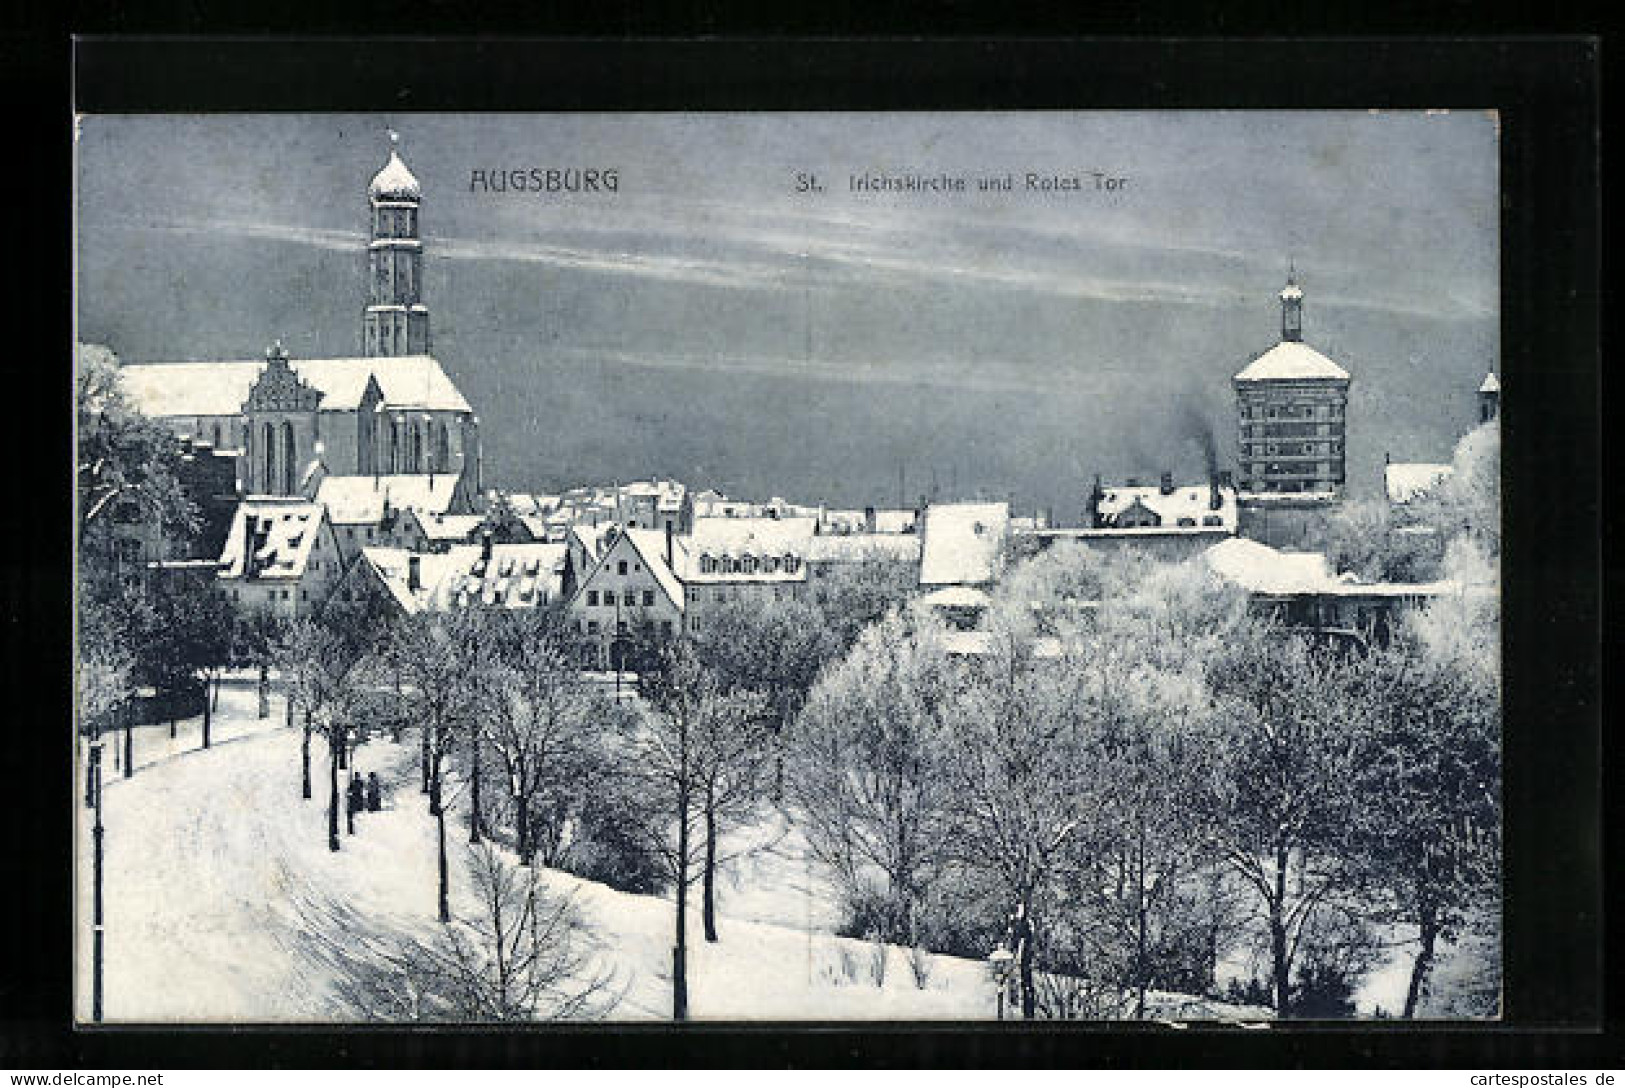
[
  {"xmin": 669, "ymin": 516, "xmax": 820, "ymax": 632},
  {"xmin": 567, "ymin": 526, "xmax": 686, "ymax": 668},
  {"xmin": 216, "ymin": 498, "xmax": 344, "ymax": 617}
]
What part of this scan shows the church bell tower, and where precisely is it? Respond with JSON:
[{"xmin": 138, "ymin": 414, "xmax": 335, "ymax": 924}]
[{"xmin": 363, "ymin": 133, "xmax": 430, "ymax": 357}]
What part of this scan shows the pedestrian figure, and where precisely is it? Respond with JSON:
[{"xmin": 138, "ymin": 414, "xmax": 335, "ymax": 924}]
[
  {"xmin": 366, "ymin": 771, "xmax": 381, "ymax": 812},
  {"xmin": 347, "ymin": 772, "xmax": 364, "ymax": 835}
]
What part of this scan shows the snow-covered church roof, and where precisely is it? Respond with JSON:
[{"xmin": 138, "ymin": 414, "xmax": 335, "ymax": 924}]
[
  {"xmin": 1479, "ymin": 371, "xmax": 1500, "ymax": 394},
  {"xmin": 1233, "ymin": 340, "xmax": 1350, "ymax": 383},
  {"xmin": 121, "ymin": 354, "xmax": 472, "ymax": 418},
  {"xmin": 368, "ymin": 149, "xmax": 421, "ymax": 201}
]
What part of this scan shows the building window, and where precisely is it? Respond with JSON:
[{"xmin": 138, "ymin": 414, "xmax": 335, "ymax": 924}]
[
  {"xmin": 617, "ymin": 560, "xmax": 628, "ymax": 575},
  {"xmin": 587, "ymin": 620, "xmax": 600, "ymax": 634},
  {"xmin": 660, "ymin": 621, "xmax": 673, "ymax": 637},
  {"xmin": 643, "ymin": 590, "xmax": 654, "ymax": 607},
  {"xmin": 587, "ymin": 590, "xmax": 599, "ymax": 606},
  {"xmin": 603, "ymin": 590, "xmax": 615, "ymax": 606}
]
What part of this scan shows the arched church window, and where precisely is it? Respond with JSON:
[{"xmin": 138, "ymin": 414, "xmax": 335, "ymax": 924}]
[
  {"xmin": 411, "ymin": 425, "xmax": 423, "ymax": 473},
  {"xmin": 282, "ymin": 422, "xmax": 297, "ymax": 495},
  {"xmin": 389, "ymin": 421, "xmax": 399, "ymax": 473},
  {"xmin": 435, "ymin": 422, "xmax": 450, "ymax": 471},
  {"xmin": 262, "ymin": 422, "xmax": 275, "ymax": 493},
  {"xmin": 212, "ymin": 423, "xmax": 222, "ymax": 449}
]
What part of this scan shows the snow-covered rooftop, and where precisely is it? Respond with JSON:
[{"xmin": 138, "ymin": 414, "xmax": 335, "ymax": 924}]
[
  {"xmin": 315, "ymin": 474, "xmax": 465, "ymax": 525},
  {"xmin": 1096, "ymin": 482, "xmax": 1238, "ymax": 531},
  {"xmin": 217, "ymin": 499, "xmax": 327, "ymax": 581},
  {"xmin": 363, "ymin": 542, "xmax": 569, "ymax": 613},
  {"xmin": 1233, "ymin": 341, "xmax": 1350, "ymax": 383},
  {"xmin": 1384, "ymin": 463, "xmax": 1453, "ymax": 505},
  {"xmin": 919, "ymin": 502, "xmax": 1010, "ymax": 587},
  {"xmin": 1201, "ymin": 537, "xmax": 1340, "ymax": 596},
  {"xmin": 416, "ymin": 512, "xmax": 486, "ymax": 542},
  {"xmin": 368, "ymin": 149, "xmax": 421, "ymax": 201},
  {"xmin": 122, "ymin": 355, "xmax": 471, "ymax": 418},
  {"xmin": 1202, "ymin": 537, "xmax": 1460, "ymax": 600},
  {"xmin": 1479, "ymin": 371, "xmax": 1500, "ymax": 394},
  {"xmin": 801, "ymin": 533, "xmax": 921, "ymax": 564},
  {"xmin": 686, "ymin": 516, "xmax": 818, "ymax": 558}
]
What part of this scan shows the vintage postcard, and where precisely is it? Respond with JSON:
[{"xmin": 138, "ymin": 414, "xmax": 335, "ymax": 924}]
[{"xmin": 73, "ymin": 111, "xmax": 1501, "ymax": 1024}]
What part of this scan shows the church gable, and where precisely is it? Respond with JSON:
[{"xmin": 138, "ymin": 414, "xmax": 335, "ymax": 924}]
[{"xmin": 245, "ymin": 342, "xmax": 323, "ymax": 413}]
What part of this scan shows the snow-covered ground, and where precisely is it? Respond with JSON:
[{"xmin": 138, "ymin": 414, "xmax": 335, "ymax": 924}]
[{"xmin": 73, "ymin": 688, "xmax": 1453, "ymax": 1022}]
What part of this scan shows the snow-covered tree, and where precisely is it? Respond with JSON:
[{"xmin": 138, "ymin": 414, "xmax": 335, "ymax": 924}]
[
  {"xmin": 621, "ymin": 641, "xmax": 770, "ymax": 1015},
  {"xmin": 76, "ymin": 343, "xmax": 198, "ymax": 573},
  {"xmin": 787, "ymin": 607, "xmax": 957, "ymax": 948},
  {"xmin": 937, "ymin": 627, "xmax": 1102, "ymax": 1019},
  {"xmin": 481, "ymin": 607, "xmax": 617, "ymax": 868},
  {"xmin": 1354, "ymin": 608, "xmax": 1501, "ymax": 1018},
  {"xmin": 1197, "ymin": 624, "xmax": 1378, "ymax": 1018},
  {"xmin": 385, "ymin": 609, "xmax": 490, "ymax": 921},
  {"xmin": 281, "ymin": 618, "xmax": 369, "ymax": 852}
]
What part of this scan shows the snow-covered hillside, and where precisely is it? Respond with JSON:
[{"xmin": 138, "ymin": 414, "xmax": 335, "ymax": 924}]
[{"xmin": 76, "ymin": 695, "xmax": 1394, "ymax": 1023}]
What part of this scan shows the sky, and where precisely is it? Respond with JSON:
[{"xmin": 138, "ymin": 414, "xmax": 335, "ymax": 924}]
[{"xmin": 74, "ymin": 112, "xmax": 1499, "ymax": 515}]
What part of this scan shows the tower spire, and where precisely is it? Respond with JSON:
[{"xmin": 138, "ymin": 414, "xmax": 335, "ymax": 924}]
[
  {"xmin": 363, "ymin": 134, "xmax": 429, "ymax": 357},
  {"xmin": 1279, "ymin": 265, "xmax": 1304, "ymax": 343}
]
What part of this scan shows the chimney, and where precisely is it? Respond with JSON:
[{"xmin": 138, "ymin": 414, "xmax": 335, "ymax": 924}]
[
  {"xmin": 1160, "ymin": 471, "xmax": 1174, "ymax": 496},
  {"xmin": 407, "ymin": 554, "xmax": 422, "ymax": 593},
  {"xmin": 864, "ymin": 505, "xmax": 876, "ymax": 533}
]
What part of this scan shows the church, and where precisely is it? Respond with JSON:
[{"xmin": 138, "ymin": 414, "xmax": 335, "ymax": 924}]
[{"xmin": 120, "ymin": 139, "xmax": 483, "ymax": 503}]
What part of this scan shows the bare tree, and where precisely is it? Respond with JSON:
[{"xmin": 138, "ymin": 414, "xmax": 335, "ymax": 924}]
[{"xmin": 300, "ymin": 842, "xmax": 618, "ymax": 1022}]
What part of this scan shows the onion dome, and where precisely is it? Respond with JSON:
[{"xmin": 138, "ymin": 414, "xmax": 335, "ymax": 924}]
[{"xmin": 368, "ymin": 144, "xmax": 421, "ymax": 201}]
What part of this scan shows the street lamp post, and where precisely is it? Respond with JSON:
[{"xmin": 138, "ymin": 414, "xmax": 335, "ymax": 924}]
[{"xmin": 90, "ymin": 740, "xmax": 105, "ymax": 1022}]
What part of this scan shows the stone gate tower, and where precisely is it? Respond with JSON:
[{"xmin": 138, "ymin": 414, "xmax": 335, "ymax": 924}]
[
  {"xmin": 363, "ymin": 133, "xmax": 431, "ymax": 357},
  {"xmin": 1232, "ymin": 273, "xmax": 1351, "ymax": 495}
]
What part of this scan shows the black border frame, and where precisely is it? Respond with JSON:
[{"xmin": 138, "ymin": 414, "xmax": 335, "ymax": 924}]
[{"xmin": 6, "ymin": 35, "xmax": 1607, "ymax": 1068}]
